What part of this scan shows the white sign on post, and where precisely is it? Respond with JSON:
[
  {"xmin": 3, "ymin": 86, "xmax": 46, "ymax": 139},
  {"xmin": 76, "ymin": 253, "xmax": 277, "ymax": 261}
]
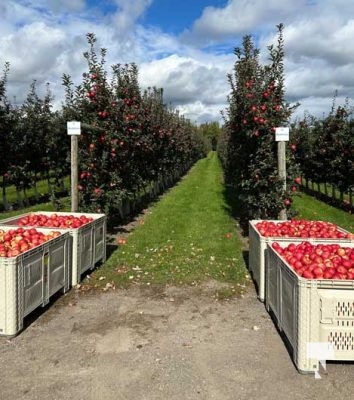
[
  {"xmin": 275, "ymin": 126, "xmax": 289, "ymax": 141},
  {"xmin": 67, "ymin": 121, "xmax": 81, "ymax": 135}
]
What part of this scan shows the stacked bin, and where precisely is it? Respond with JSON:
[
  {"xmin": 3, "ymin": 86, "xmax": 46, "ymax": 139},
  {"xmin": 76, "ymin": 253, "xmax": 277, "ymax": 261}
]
[
  {"xmin": 0, "ymin": 212, "xmax": 107, "ymax": 286},
  {"xmin": 0, "ymin": 227, "xmax": 72, "ymax": 337},
  {"xmin": 266, "ymin": 241, "xmax": 354, "ymax": 373},
  {"xmin": 248, "ymin": 220, "xmax": 352, "ymax": 302}
]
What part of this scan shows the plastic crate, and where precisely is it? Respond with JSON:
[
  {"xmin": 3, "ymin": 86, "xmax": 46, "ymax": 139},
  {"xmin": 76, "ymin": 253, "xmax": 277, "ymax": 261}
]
[
  {"xmin": 0, "ymin": 212, "xmax": 107, "ymax": 286},
  {"xmin": 0, "ymin": 228, "xmax": 72, "ymax": 337},
  {"xmin": 265, "ymin": 241, "xmax": 354, "ymax": 373},
  {"xmin": 248, "ymin": 220, "xmax": 353, "ymax": 302}
]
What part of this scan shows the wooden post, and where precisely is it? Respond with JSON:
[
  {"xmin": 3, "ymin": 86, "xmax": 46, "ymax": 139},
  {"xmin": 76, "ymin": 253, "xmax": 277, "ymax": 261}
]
[
  {"xmin": 71, "ymin": 135, "xmax": 78, "ymax": 212},
  {"xmin": 275, "ymin": 127, "xmax": 289, "ymax": 220},
  {"xmin": 67, "ymin": 121, "xmax": 81, "ymax": 213},
  {"xmin": 278, "ymin": 140, "xmax": 287, "ymax": 220}
]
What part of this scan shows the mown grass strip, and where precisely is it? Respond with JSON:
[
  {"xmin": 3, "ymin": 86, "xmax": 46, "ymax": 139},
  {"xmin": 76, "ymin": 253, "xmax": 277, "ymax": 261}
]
[
  {"xmin": 91, "ymin": 152, "xmax": 249, "ymax": 289},
  {"xmin": 0, "ymin": 160, "xmax": 352, "ymax": 293},
  {"xmin": 292, "ymin": 192, "xmax": 354, "ymax": 232}
]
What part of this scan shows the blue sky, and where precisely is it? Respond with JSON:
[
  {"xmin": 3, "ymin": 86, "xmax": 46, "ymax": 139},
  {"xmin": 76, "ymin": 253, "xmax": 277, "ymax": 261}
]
[
  {"xmin": 1, "ymin": 0, "xmax": 354, "ymax": 124},
  {"xmin": 142, "ymin": 0, "xmax": 228, "ymax": 35}
]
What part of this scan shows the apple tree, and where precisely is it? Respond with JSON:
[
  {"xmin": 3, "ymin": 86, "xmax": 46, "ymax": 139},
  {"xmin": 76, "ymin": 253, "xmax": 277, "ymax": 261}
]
[
  {"xmin": 221, "ymin": 24, "xmax": 300, "ymax": 226},
  {"xmin": 291, "ymin": 103, "xmax": 354, "ymax": 203},
  {"xmin": 62, "ymin": 33, "xmax": 206, "ymax": 217},
  {"xmin": 0, "ymin": 62, "xmax": 15, "ymax": 209}
]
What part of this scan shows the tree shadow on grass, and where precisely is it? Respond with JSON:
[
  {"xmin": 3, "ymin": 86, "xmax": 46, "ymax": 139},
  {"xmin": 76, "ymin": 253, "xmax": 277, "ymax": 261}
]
[
  {"xmin": 106, "ymin": 242, "xmax": 118, "ymax": 259},
  {"xmin": 242, "ymin": 249, "xmax": 250, "ymax": 271},
  {"xmin": 222, "ymin": 183, "xmax": 249, "ymax": 236},
  {"xmin": 222, "ymin": 182, "xmax": 251, "ymax": 273}
]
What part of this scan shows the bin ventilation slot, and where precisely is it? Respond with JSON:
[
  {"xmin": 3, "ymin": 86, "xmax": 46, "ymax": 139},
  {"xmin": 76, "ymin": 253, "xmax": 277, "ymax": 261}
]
[
  {"xmin": 335, "ymin": 301, "xmax": 354, "ymax": 319},
  {"xmin": 329, "ymin": 331, "xmax": 354, "ymax": 351},
  {"xmin": 337, "ymin": 320, "xmax": 354, "ymax": 327}
]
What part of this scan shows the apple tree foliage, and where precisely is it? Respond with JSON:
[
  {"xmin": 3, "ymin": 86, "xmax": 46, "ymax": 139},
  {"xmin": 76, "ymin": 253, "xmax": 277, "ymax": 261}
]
[
  {"xmin": 218, "ymin": 24, "xmax": 300, "ymax": 225},
  {"xmin": 0, "ymin": 62, "xmax": 17, "ymax": 208},
  {"xmin": 291, "ymin": 102, "xmax": 354, "ymax": 202},
  {"xmin": 6, "ymin": 81, "xmax": 69, "ymax": 204},
  {"xmin": 0, "ymin": 64, "xmax": 13, "ymax": 190},
  {"xmin": 198, "ymin": 122, "xmax": 222, "ymax": 150},
  {"xmin": 62, "ymin": 33, "xmax": 207, "ymax": 215}
]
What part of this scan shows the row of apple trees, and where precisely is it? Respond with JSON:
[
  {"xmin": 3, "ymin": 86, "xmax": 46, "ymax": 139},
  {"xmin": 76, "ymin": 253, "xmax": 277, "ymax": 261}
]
[
  {"xmin": 0, "ymin": 33, "xmax": 208, "ymax": 215},
  {"xmin": 290, "ymin": 103, "xmax": 354, "ymax": 210},
  {"xmin": 0, "ymin": 63, "xmax": 69, "ymax": 210},
  {"xmin": 218, "ymin": 24, "xmax": 300, "ymax": 228},
  {"xmin": 62, "ymin": 33, "xmax": 208, "ymax": 217}
]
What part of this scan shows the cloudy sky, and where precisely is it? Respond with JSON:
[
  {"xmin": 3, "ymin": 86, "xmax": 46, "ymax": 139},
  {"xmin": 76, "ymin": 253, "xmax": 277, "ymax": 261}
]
[{"xmin": 1, "ymin": 0, "xmax": 354, "ymax": 124}]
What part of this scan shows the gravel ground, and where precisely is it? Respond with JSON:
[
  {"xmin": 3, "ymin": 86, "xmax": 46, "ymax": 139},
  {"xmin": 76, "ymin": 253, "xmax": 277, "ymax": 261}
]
[{"xmin": 0, "ymin": 281, "xmax": 354, "ymax": 400}]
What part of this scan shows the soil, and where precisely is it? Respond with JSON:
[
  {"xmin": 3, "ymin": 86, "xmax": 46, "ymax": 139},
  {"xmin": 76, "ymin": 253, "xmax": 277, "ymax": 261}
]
[{"xmin": 1, "ymin": 280, "xmax": 354, "ymax": 400}]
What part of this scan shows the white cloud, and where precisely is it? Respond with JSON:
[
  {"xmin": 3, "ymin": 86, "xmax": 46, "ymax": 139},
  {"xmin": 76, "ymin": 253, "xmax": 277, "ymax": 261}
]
[
  {"xmin": 134, "ymin": 25, "xmax": 185, "ymax": 60},
  {"xmin": 47, "ymin": 0, "xmax": 86, "ymax": 13},
  {"xmin": 181, "ymin": 0, "xmax": 307, "ymax": 46},
  {"xmin": 177, "ymin": 101, "xmax": 224, "ymax": 125},
  {"xmin": 282, "ymin": 18, "xmax": 354, "ymax": 66},
  {"xmin": 1, "ymin": 0, "xmax": 354, "ymax": 122},
  {"xmin": 291, "ymin": 95, "xmax": 351, "ymax": 122},
  {"xmin": 2, "ymin": 22, "xmax": 65, "ymax": 79},
  {"xmin": 139, "ymin": 54, "xmax": 230, "ymax": 105},
  {"xmin": 111, "ymin": 0, "xmax": 153, "ymax": 35}
]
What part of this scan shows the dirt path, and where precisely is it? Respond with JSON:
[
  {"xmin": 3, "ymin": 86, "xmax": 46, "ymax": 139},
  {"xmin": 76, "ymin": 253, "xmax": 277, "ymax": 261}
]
[{"xmin": 1, "ymin": 281, "xmax": 353, "ymax": 400}]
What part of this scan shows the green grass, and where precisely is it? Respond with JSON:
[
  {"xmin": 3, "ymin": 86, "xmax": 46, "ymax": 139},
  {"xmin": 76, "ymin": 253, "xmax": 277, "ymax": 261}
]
[
  {"xmin": 1, "ymin": 176, "xmax": 70, "ymax": 208},
  {"xmin": 292, "ymin": 192, "xmax": 354, "ymax": 232},
  {"xmin": 1, "ymin": 156, "xmax": 352, "ymax": 294},
  {"xmin": 91, "ymin": 152, "xmax": 249, "ymax": 289},
  {"xmin": 0, "ymin": 197, "xmax": 71, "ymax": 219},
  {"xmin": 302, "ymin": 178, "xmax": 352, "ymax": 203}
]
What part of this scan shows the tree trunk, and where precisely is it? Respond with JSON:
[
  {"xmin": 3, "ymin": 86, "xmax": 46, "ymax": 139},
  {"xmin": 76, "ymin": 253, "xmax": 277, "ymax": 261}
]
[
  {"xmin": 33, "ymin": 174, "xmax": 40, "ymax": 202},
  {"xmin": 2, "ymin": 180, "xmax": 9, "ymax": 211},
  {"xmin": 324, "ymin": 182, "xmax": 328, "ymax": 196},
  {"xmin": 16, "ymin": 188, "xmax": 24, "ymax": 208},
  {"xmin": 23, "ymin": 187, "xmax": 29, "ymax": 206}
]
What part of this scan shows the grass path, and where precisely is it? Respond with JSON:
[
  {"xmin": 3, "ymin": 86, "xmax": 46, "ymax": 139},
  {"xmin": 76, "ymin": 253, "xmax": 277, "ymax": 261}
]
[
  {"xmin": 91, "ymin": 152, "xmax": 249, "ymax": 291},
  {"xmin": 0, "ymin": 152, "xmax": 353, "ymax": 295}
]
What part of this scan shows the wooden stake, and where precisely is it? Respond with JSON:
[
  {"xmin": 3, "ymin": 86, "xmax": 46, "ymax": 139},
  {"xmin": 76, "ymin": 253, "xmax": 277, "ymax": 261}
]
[
  {"xmin": 71, "ymin": 135, "xmax": 78, "ymax": 212},
  {"xmin": 278, "ymin": 140, "xmax": 287, "ymax": 220}
]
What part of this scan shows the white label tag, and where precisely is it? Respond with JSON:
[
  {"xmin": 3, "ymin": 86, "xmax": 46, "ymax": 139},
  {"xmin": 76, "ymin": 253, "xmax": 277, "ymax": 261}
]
[
  {"xmin": 67, "ymin": 121, "xmax": 81, "ymax": 135},
  {"xmin": 275, "ymin": 126, "xmax": 289, "ymax": 141}
]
